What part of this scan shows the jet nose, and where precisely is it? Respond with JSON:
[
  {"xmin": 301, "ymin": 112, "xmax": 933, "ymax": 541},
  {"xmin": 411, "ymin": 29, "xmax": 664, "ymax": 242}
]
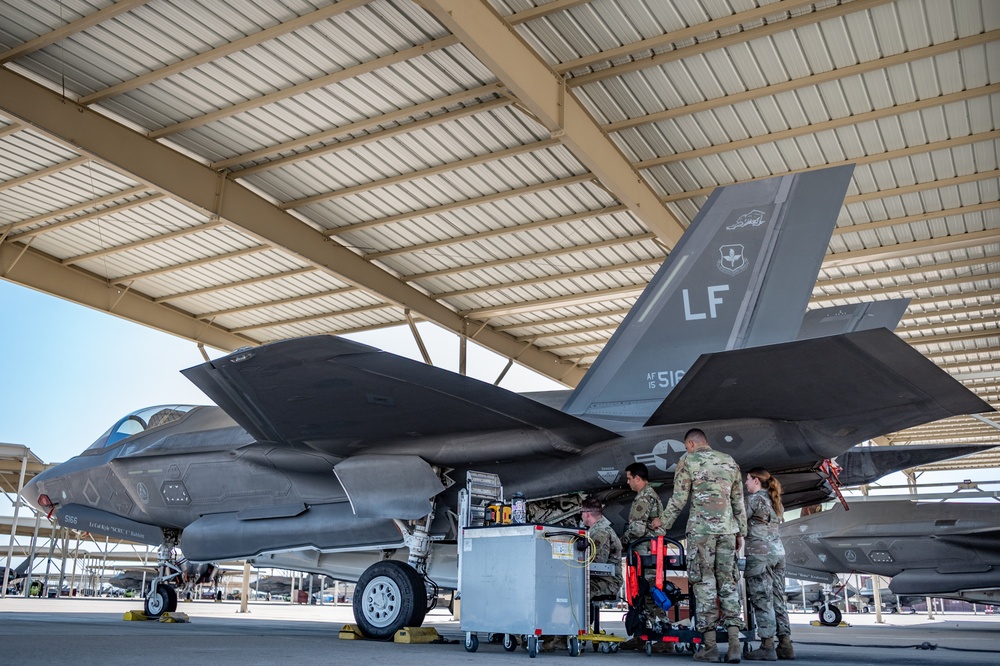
[{"xmin": 21, "ymin": 467, "xmax": 54, "ymax": 511}]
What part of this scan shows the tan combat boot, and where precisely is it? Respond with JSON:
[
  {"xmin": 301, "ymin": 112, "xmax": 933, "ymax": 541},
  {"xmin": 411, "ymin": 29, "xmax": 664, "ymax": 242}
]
[
  {"xmin": 725, "ymin": 626, "xmax": 742, "ymax": 663},
  {"xmin": 775, "ymin": 635, "xmax": 795, "ymax": 660},
  {"xmin": 693, "ymin": 629, "xmax": 719, "ymax": 662},
  {"xmin": 744, "ymin": 637, "xmax": 776, "ymax": 661}
]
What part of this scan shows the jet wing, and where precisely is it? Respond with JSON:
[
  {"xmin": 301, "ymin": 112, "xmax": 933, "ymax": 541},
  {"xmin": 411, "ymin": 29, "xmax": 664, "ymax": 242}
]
[
  {"xmin": 836, "ymin": 443, "xmax": 999, "ymax": 487},
  {"xmin": 645, "ymin": 328, "xmax": 993, "ymax": 441},
  {"xmin": 182, "ymin": 335, "xmax": 616, "ymax": 460}
]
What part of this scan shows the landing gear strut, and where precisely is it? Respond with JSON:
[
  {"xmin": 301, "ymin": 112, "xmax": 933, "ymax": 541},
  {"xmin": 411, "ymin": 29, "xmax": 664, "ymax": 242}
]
[
  {"xmin": 145, "ymin": 528, "xmax": 182, "ymax": 618},
  {"xmin": 353, "ymin": 488, "xmax": 441, "ymax": 639}
]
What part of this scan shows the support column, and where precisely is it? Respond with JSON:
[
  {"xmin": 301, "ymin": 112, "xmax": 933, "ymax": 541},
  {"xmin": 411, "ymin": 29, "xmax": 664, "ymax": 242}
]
[{"xmin": 1, "ymin": 451, "xmax": 28, "ymax": 598}]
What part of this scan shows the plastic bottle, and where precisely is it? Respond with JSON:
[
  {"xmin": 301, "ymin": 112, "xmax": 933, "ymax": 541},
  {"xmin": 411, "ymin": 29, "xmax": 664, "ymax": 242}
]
[{"xmin": 511, "ymin": 492, "xmax": 526, "ymax": 524}]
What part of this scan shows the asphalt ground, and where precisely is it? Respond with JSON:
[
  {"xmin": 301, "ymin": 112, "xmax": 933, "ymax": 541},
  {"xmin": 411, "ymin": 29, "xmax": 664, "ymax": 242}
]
[{"xmin": 0, "ymin": 598, "xmax": 998, "ymax": 666}]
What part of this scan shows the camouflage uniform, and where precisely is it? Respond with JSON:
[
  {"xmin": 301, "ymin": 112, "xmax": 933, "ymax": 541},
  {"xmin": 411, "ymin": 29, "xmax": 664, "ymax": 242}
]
[
  {"xmin": 623, "ymin": 483, "xmax": 664, "ymax": 555},
  {"xmin": 622, "ymin": 483, "xmax": 665, "ymax": 623},
  {"xmin": 745, "ymin": 489, "xmax": 789, "ymax": 639},
  {"xmin": 659, "ymin": 447, "xmax": 747, "ymax": 632},
  {"xmin": 589, "ymin": 515, "xmax": 623, "ymax": 599}
]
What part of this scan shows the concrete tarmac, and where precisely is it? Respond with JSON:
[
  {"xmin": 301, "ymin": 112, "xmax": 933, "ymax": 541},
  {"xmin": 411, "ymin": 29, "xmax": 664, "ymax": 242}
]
[{"xmin": 1, "ymin": 597, "xmax": 998, "ymax": 666}]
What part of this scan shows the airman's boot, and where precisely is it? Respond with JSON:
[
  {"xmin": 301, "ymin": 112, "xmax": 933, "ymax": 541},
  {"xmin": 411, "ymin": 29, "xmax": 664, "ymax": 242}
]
[
  {"xmin": 693, "ymin": 629, "xmax": 719, "ymax": 662},
  {"xmin": 744, "ymin": 637, "xmax": 777, "ymax": 661},
  {"xmin": 776, "ymin": 635, "xmax": 795, "ymax": 660},
  {"xmin": 725, "ymin": 627, "xmax": 742, "ymax": 663}
]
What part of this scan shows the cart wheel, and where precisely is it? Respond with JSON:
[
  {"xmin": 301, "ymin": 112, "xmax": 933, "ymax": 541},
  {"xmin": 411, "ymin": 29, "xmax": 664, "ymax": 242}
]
[
  {"xmin": 503, "ymin": 634, "xmax": 518, "ymax": 652},
  {"xmin": 465, "ymin": 633, "xmax": 479, "ymax": 653},
  {"xmin": 612, "ymin": 643, "xmax": 620, "ymax": 653},
  {"xmin": 528, "ymin": 636, "xmax": 538, "ymax": 658},
  {"xmin": 598, "ymin": 642, "xmax": 608, "ymax": 653},
  {"xmin": 644, "ymin": 642, "xmax": 652, "ymax": 657},
  {"xmin": 569, "ymin": 637, "xmax": 580, "ymax": 657}
]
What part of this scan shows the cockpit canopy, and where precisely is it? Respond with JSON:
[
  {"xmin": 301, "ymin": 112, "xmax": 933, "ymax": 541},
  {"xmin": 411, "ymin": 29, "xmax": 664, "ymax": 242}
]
[{"xmin": 86, "ymin": 405, "xmax": 199, "ymax": 451}]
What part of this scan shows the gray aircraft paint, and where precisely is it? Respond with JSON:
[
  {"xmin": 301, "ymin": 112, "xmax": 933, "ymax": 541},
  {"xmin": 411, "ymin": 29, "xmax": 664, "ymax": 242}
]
[
  {"xmin": 19, "ymin": 165, "xmax": 993, "ymax": 632},
  {"xmin": 782, "ymin": 500, "xmax": 1000, "ymax": 605},
  {"xmin": 562, "ymin": 165, "xmax": 854, "ymax": 424}
]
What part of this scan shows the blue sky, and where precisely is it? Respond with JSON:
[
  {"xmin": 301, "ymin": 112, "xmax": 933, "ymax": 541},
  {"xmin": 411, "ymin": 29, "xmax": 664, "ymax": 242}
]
[{"xmin": 0, "ymin": 280, "xmax": 560, "ymax": 464}]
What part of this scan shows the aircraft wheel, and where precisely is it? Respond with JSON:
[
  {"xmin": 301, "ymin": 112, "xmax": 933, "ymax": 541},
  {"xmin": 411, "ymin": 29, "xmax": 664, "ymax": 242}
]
[
  {"xmin": 145, "ymin": 584, "xmax": 171, "ymax": 618},
  {"xmin": 503, "ymin": 634, "xmax": 518, "ymax": 652},
  {"xmin": 818, "ymin": 605, "xmax": 842, "ymax": 627},
  {"xmin": 528, "ymin": 636, "xmax": 538, "ymax": 658},
  {"xmin": 465, "ymin": 633, "xmax": 479, "ymax": 653},
  {"xmin": 165, "ymin": 585, "xmax": 178, "ymax": 612},
  {"xmin": 353, "ymin": 561, "xmax": 425, "ymax": 640}
]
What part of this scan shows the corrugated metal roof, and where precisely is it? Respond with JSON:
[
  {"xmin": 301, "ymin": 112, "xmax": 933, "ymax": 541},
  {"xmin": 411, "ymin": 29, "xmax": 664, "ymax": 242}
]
[{"xmin": 0, "ymin": 0, "xmax": 996, "ymax": 453}]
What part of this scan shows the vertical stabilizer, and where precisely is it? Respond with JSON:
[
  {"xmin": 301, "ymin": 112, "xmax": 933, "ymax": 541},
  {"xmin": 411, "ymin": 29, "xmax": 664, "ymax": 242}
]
[{"xmin": 561, "ymin": 165, "xmax": 854, "ymax": 425}]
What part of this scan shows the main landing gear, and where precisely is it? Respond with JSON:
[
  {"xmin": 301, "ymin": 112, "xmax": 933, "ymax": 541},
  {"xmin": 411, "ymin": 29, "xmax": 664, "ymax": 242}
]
[
  {"xmin": 353, "ymin": 493, "xmax": 440, "ymax": 639},
  {"xmin": 145, "ymin": 529, "xmax": 182, "ymax": 618}
]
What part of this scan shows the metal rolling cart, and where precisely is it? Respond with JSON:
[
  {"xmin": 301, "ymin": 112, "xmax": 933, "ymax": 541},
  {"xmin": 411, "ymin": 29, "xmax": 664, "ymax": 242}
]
[
  {"xmin": 459, "ymin": 523, "xmax": 590, "ymax": 657},
  {"xmin": 626, "ymin": 535, "xmax": 701, "ymax": 655}
]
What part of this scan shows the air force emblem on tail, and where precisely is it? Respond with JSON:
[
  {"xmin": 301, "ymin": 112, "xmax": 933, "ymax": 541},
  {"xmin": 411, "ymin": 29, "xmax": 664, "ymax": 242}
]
[
  {"xmin": 634, "ymin": 439, "xmax": 686, "ymax": 473},
  {"xmin": 718, "ymin": 244, "xmax": 748, "ymax": 275}
]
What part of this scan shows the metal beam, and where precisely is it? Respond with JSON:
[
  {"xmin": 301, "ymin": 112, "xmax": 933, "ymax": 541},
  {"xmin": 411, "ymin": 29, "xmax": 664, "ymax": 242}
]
[
  {"xmin": 328, "ymin": 173, "xmax": 594, "ymax": 236},
  {"xmin": 365, "ymin": 205, "xmax": 629, "ymax": 260},
  {"xmin": 601, "ymin": 29, "xmax": 996, "ymax": 132},
  {"xmin": 416, "ymin": 0, "xmax": 687, "ymax": 249},
  {"xmin": 564, "ymin": 0, "xmax": 895, "ymax": 88},
  {"xmin": 78, "ymin": 0, "xmax": 371, "ymax": 105},
  {"xmin": 150, "ymin": 35, "xmax": 460, "ymax": 139},
  {"xmin": 153, "ymin": 267, "xmax": 319, "ymax": 303},
  {"xmin": 1, "ymin": 242, "xmax": 251, "ymax": 351},
  {"xmin": 214, "ymin": 85, "xmax": 505, "ymax": 172},
  {"xmin": 635, "ymin": 84, "xmax": 999, "ymax": 171},
  {"xmin": 283, "ymin": 137, "xmax": 561, "ymax": 210},
  {"xmin": 659, "ymin": 131, "xmax": 1000, "ymax": 204},
  {"xmin": 0, "ymin": 1, "xmax": 149, "ymax": 65},
  {"xmin": 0, "ymin": 68, "xmax": 583, "ymax": 387}
]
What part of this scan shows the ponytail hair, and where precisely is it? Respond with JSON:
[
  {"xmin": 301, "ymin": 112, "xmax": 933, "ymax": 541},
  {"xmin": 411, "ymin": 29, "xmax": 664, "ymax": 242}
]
[{"xmin": 747, "ymin": 467, "xmax": 783, "ymax": 519}]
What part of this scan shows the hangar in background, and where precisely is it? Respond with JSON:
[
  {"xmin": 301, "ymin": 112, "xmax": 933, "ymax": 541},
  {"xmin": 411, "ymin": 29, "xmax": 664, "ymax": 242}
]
[{"xmin": 0, "ymin": 0, "xmax": 996, "ymax": 461}]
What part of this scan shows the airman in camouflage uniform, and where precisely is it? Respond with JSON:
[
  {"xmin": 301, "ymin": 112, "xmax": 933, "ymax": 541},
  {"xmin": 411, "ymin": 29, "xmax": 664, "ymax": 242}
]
[
  {"xmin": 623, "ymin": 463, "xmax": 664, "ymax": 555},
  {"xmin": 581, "ymin": 498, "xmax": 623, "ymax": 600},
  {"xmin": 744, "ymin": 468, "xmax": 793, "ymax": 661},
  {"xmin": 653, "ymin": 429, "xmax": 747, "ymax": 663},
  {"xmin": 621, "ymin": 462, "xmax": 667, "ymax": 636}
]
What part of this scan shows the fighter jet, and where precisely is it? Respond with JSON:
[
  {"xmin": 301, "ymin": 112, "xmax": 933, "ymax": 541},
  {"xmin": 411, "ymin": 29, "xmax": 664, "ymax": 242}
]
[
  {"xmin": 782, "ymin": 499, "xmax": 1000, "ymax": 609},
  {"xmin": 21, "ymin": 165, "xmax": 993, "ymax": 639}
]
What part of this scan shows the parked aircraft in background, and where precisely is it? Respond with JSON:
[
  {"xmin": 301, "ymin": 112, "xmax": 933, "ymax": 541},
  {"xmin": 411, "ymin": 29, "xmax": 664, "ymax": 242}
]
[
  {"xmin": 21, "ymin": 165, "xmax": 993, "ymax": 638},
  {"xmin": 782, "ymin": 499, "xmax": 1000, "ymax": 611}
]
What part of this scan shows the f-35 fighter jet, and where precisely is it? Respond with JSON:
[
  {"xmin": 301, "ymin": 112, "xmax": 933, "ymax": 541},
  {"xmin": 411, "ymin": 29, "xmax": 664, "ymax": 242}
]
[{"xmin": 22, "ymin": 165, "xmax": 992, "ymax": 638}]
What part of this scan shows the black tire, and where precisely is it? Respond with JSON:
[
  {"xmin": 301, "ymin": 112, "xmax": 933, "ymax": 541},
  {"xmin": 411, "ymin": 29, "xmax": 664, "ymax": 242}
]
[
  {"xmin": 465, "ymin": 633, "xmax": 479, "ymax": 652},
  {"xmin": 144, "ymin": 584, "xmax": 171, "ymax": 618},
  {"xmin": 165, "ymin": 585, "xmax": 178, "ymax": 612},
  {"xmin": 503, "ymin": 634, "xmax": 519, "ymax": 652},
  {"xmin": 528, "ymin": 636, "xmax": 538, "ymax": 658},
  {"xmin": 353, "ymin": 561, "xmax": 426, "ymax": 640},
  {"xmin": 569, "ymin": 636, "xmax": 580, "ymax": 657},
  {"xmin": 819, "ymin": 605, "xmax": 842, "ymax": 627}
]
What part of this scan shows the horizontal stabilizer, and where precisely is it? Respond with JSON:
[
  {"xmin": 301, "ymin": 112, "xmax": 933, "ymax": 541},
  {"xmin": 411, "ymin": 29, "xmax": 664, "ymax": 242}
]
[
  {"xmin": 797, "ymin": 299, "xmax": 910, "ymax": 340},
  {"xmin": 645, "ymin": 328, "xmax": 992, "ymax": 442},
  {"xmin": 183, "ymin": 335, "xmax": 615, "ymax": 459},
  {"xmin": 837, "ymin": 444, "xmax": 998, "ymax": 487}
]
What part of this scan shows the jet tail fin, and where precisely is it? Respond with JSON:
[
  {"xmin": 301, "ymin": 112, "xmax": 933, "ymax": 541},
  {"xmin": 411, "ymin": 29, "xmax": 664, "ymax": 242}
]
[{"xmin": 562, "ymin": 165, "xmax": 855, "ymax": 425}]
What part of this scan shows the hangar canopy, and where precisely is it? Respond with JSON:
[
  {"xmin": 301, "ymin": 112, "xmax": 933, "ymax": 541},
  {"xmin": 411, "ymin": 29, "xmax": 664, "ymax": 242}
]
[{"xmin": 0, "ymin": 0, "xmax": 996, "ymax": 453}]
